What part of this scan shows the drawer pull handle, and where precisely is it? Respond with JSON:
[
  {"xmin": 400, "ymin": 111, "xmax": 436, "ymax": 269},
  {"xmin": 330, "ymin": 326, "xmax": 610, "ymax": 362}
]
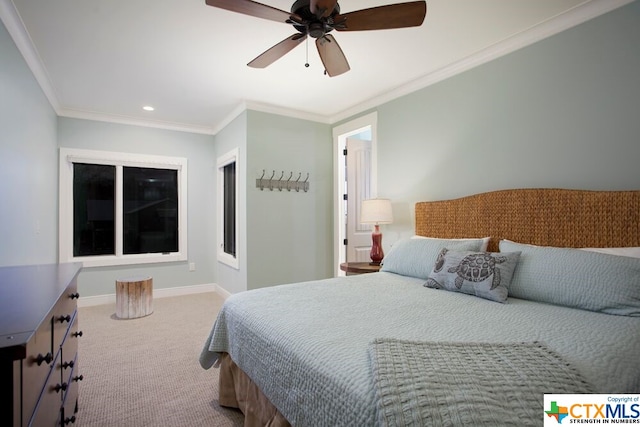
[
  {"xmin": 72, "ymin": 330, "xmax": 84, "ymax": 338},
  {"xmin": 35, "ymin": 352, "xmax": 53, "ymax": 366},
  {"xmin": 69, "ymin": 292, "xmax": 80, "ymax": 299},
  {"xmin": 57, "ymin": 315, "xmax": 72, "ymax": 323},
  {"xmin": 64, "ymin": 415, "xmax": 76, "ymax": 425},
  {"xmin": 62, "ymin": 360, "xmax": 75, "ymax": 369},
  {"xmin": 73, "ymin": 374, "xmax": 84, "ymax": 382},
  {"xmin": 54, "ymin": 382, "xmax": 68, "ymax": 393}
]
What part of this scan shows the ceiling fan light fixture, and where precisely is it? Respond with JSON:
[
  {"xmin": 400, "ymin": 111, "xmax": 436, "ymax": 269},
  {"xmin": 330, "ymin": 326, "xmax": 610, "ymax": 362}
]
[{"xmin": 308, "ymin": 22, "xmax": 325, "ymax": 39}]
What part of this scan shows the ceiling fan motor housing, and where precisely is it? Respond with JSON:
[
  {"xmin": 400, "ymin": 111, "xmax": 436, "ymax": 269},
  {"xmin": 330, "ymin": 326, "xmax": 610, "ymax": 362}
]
[{"xmin": 291, "ymin": 0, "xmax": 340, "ymax": 38}]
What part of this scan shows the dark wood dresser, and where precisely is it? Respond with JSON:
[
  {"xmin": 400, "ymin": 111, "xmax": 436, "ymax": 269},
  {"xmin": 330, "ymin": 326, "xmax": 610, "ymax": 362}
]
[{"xmin": 0, "ymin": 263, "xmax": 83, "ymax": 426}]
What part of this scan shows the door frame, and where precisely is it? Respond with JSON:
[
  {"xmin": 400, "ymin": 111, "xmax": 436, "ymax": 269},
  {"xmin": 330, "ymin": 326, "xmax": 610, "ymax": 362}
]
[{"xmin": 332, "ymin": 111, "xmax": 378, "ymax": 276}]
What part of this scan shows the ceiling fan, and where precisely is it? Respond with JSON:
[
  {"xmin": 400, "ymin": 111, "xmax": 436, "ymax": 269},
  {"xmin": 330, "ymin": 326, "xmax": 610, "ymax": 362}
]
[{"xmin": 205, "ymin": 0, "xmax": 427, "ymax": 77}]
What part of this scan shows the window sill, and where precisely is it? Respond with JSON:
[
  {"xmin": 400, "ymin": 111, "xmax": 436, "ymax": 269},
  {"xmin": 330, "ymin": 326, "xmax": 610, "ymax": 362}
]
[
  {"xmin": 218, "ymin": 252, "xmax": 239, "ymax": 270},
  {"xmin": 66, "ymin": 252, "xmax": 187, "ymax": 268}
]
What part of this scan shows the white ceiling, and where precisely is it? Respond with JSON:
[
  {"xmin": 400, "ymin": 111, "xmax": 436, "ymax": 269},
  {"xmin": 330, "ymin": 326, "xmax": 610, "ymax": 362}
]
[{"xmin": 1, "ymin": 0, "xmax": 631, "ymax": 134}]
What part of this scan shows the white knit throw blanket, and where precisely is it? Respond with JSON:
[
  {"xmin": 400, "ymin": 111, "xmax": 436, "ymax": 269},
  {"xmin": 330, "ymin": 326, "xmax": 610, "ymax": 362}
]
[{"xmin": 369, "ymin": 339, "xmax": 593, "ymax": 427}]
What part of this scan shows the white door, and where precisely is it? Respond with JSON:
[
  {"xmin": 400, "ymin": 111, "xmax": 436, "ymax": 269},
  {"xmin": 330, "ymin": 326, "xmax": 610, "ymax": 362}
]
[{"xmin": 345, "ymin": 137, "xmax": 373, "ymax": 262}]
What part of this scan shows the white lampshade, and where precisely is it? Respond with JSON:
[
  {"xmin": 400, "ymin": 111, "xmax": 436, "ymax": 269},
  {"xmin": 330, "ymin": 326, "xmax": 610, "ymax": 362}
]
[{"xmin": 361, "ymin": 198, "xmax": 393, "ymax": 224}]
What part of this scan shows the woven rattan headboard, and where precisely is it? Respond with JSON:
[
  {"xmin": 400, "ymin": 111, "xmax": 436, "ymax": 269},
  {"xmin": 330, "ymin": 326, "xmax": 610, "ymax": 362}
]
[{"xmin": 415, "ymin": 188, "xmax": 640, "ymax": 252}]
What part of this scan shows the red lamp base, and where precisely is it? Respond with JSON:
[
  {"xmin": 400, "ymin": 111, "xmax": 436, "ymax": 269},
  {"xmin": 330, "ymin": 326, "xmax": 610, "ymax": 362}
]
[{"xmin": 369, "ymin": 224, "xmax": 384, "ymax": 266}]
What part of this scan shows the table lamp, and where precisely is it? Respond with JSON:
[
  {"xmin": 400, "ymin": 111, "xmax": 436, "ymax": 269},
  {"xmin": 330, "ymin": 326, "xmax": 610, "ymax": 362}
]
[{"xmin": 360, "ymin": 198, "xmax": 393, "ymax": 265}]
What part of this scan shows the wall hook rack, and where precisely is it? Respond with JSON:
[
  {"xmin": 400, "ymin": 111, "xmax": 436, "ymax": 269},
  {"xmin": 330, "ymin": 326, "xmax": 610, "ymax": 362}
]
[{"xmin": 256, "ymin": 169, "xmax": 309, "ymax": 192}]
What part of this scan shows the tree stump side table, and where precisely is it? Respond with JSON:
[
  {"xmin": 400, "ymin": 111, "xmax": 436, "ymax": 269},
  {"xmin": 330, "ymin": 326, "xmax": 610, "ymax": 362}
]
[{"xmin": 115, "ymin": 276, "xmax": 153, "ymax": 319}]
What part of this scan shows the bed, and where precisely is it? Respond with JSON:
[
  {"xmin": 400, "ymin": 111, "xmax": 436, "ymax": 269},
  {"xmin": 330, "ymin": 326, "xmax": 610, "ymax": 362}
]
[{"xmin": 200, "ymin": 188, "xmax": 640, "ymax": 426}]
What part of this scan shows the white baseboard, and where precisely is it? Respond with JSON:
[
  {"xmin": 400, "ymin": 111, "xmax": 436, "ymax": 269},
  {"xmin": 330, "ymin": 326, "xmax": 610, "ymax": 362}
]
[
  {"xmin": 214, "ymin": 284, "xmax": 233, "ymax": 300},
  {"xmin": 78, "ymin": 283, "xmax": 227, "ymax": 307}
]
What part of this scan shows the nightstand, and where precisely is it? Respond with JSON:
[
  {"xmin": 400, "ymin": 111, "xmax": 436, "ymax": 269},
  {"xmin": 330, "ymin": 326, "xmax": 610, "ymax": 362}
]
[{"xmin": 340, "ymin": 262, "xmax": 381, "ymax": 275}]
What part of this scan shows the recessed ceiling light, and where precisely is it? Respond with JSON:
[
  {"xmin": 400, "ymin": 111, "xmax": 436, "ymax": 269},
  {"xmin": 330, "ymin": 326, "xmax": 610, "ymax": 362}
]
[{"xmin": 143, "ymin": 105, "xmax": 155, "ymax": 111}]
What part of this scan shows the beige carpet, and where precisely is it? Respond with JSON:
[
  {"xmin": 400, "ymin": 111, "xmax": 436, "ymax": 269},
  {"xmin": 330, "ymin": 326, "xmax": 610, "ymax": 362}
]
[{"xmin": 77, "ymin": 292, "xmax": 244, "ymax": 427}]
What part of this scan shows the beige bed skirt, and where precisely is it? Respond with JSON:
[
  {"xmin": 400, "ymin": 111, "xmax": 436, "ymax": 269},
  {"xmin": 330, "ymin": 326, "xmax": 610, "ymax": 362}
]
[{"xmin": 218, "ymin": 352, "xmax": 291, "ymax": 427}]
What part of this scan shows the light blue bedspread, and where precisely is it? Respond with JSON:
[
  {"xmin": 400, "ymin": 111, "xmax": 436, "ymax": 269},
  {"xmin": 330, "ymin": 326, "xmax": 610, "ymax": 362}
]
[{"xmin": 200, "ymin": 272, "xmax": 640, "ymax": 426}]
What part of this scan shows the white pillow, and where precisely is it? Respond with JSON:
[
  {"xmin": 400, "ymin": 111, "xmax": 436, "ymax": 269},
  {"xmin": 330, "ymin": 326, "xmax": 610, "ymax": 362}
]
[
  {"xmin": 412, "ymin": 235, "xmax": 490, "ymax": 252},
  {"xmin": 580, "ymin": 247, "xmax": 640, "ymax": 259},
  {"xmin": 500, "ymin": 239, "xmax": 640, "ymax": 259}
]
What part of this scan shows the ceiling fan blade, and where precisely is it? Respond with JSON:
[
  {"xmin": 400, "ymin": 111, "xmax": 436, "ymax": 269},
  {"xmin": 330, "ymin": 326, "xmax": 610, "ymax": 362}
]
[
  {"xmin": 310, "ymin": 0, "xmax": 338, "ymax": 18},
  {"xmin": 334, "ymin": 1, "xmax": 426, "ymax": 31},
  {"xmin": 205, "ymin": 0, "xmax": 299, "ymax": 24},
  {"xmin": 248, "ymin": 34, "xmax": 307, "ymax": 68},
  {"xmin": 315, "ymin": 35, "xmax": 350, "ymax": 77}
]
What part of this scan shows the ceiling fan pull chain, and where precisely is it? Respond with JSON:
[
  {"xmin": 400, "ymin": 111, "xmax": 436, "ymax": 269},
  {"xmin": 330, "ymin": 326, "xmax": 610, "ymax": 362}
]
[{"xmin": 305, "ymin": 36, "xmax": 310, "ymax": 68}]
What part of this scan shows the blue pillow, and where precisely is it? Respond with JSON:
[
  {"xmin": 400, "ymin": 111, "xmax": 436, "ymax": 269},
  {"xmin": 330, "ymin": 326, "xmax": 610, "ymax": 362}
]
[
  {"xmin": 499, "ymin": 240, "xmax": 640, "ymax": 316},
  {"xmin": 381, "ymin": 237, "xmax": 485, "ymax": 279}
]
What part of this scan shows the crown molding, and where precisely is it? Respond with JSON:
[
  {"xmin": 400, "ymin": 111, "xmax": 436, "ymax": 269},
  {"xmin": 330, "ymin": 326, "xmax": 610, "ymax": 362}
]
[
  {"xmin": 0, "ymin": 0, "xmax": 60, "ymax": 111},
  {"xmin": 210, "ymin": 102, "xmax": 248, "ymax": 135},
  {"xmin": 58, "ymin": 107, "xmax": 216, "ymax": 135},
  {"xmin": 212, "ymin": 100, "xmax": 332, "ymax": 136},
  {"xmin": 244, "ymin": 100, "xmax": 331, "ymax": 124}
]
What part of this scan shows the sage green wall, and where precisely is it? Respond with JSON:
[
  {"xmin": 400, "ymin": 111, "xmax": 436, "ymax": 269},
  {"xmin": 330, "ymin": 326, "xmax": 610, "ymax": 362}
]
[
  {"xmin": 246, "ymin": 110, "xmax": 333, "ymax": 290},
  {"xmin": 57, "ymin": 118, "xmax": 217, "ymax": 297},
  {"xmin": 213, "ymin": 111, "xmax": 248, "ymax": 295},
  {"xmin": 371, "ymin": 1, "xmax": 640, "ymax": 242},
  {"xmin": 0, "ymin": 19, "xmax": 58, "ymax": 267}
]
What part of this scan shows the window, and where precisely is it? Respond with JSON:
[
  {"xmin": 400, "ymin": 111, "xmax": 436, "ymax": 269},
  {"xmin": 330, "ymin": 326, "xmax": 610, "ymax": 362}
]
[
  {"xmin": 222, "ymin": 162, "xmax": 236, "ymax": 257},
  {"xmin": 122, "ymin": 167, "xmax": 178, "ymax": 255},
  {"xmin": 60, "ymin": 148, "xmax": 187, "ymax": 267},
  {"xmin": 73, "ymin": 163, "xmax": 115, "ymax": 256},
  {"xmin": 217, "ymin": 149, "xmax": 238, "ymax": 269}
]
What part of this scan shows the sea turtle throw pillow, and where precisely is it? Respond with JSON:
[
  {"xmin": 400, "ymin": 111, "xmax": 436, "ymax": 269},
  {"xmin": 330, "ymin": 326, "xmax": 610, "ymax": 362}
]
[{"xmin": 425, "ymin": 248, "xmax": 521, "ymax": 303}]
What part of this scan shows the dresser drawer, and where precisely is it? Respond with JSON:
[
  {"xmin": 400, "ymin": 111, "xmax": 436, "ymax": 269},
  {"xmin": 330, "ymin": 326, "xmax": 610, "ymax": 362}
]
[
  {"xmin": 60, "ymin": 310, "xmax": 81, "ymax": 426},
  {"xmin": 60, "ymin": 313, "xmax": 79, "ymax": 396},
  {"xmin": 60, "ymin": 312, "xmax": 78, "ymax": 371},
  {"xmin": 52, "ymin": 281, "xmax": 78, "ymax": 352},
  {"xmin": 62, "ymin": 353, "xmax": 80, "ymax": 426},
  {"xmin": 22, "ymin": 317, "xmax": 55, "ymax": 423},
  {"xmin": 28, "ymin": 348, "xmax": 64, "ymax": 427}
]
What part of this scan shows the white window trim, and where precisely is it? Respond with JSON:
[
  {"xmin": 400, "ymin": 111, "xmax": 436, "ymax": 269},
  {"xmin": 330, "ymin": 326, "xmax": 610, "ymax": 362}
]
[
  {"xmin": 217, "ymin": 148, "xmax": 239, "ymax": 270},
  {"xmin": 59, "ymin": 148, "xmax": 188, "ymax": 267}
]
